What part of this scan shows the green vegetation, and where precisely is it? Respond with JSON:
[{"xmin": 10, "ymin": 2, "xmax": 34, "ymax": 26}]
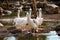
[
  {"xmin": 0, "ymin": 37, "xmax": 3, "ymax": 40},
  {"xmin": 0, "ymin": 11, "xmax": 26, "ymax": 18},
  {"xmin": 0, "ymin": 35, "xmax": 46, "ymax": 40},
  {"xmin": 42, "ymin": 22, "xmax": 49, "ymax": 26},
  {"xmin": 21, "ymin": 36, "xmax": 36, "ymax": 40},
  {"xmin": 38, "ymin": 35, "xmax": 46, "ymax": 40},
  {"xmin": 42, "ymin": 21, "xmax": 60, "ymax": 27},
  {"xmin": 0, "ymin": 21, "xmax": 13, "ymax": 26},
  {"xmin": 20, "ymin": 11, "xmax": 26, "ymax": 17},
  {"xmin": 0, "ymin": 12, "xmax": 17, "ymax": 18},
  {"xmin": 18, "ymin": 35, "xmax": 46, "ymax": 40}
]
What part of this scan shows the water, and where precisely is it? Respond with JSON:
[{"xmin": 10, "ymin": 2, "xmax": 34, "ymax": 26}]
[
  {"xmin": 0, "ymin": 31, "xmax": 60, "ymax": 40},
  {"xmin": 46, "ymin": 31, "xmax": 60, "ymax": 40},
  {"xmin": 3, "ymin": 36, "xmax": 16, "ymax": 40}
]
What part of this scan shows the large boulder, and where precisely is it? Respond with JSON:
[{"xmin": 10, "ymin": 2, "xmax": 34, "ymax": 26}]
[{"xmin": 44, "ymin": 4, "xmax": 59, "ymax": 14}]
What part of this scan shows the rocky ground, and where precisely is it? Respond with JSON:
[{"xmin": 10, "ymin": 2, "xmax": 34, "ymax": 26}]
[
  {"xmin": 43, "ymin": 13, "xmax": 60, "ymax": 20},
  {"xmin": 0, "ymin": 26, "xmax": 52, "ymax": 37}
]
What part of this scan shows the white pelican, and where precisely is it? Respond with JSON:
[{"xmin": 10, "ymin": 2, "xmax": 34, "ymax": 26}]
[
  {"xmin": 14, "ymin": 1, "xmax": 27, "ymax": 26},
  {"xmin": 26, "ymin": 11, "xmax": 38, "ymax": 30},
  {"xmin": 14, "ymin": 6, "xmax": 28, "ymax": 31},
  {"xmin": 29, "ymin": 8, "xmax": 39, "ymax": 26},
  {"xmin": 13, "ymin": 1, "xmax": 28, "ymax": 31},
  {"xmin": 13, "ymin": 5, "xmax": 24, "ymax": 26},
  {"xmin": 38, "ymin": 8, "xmax": 43, "ymax": 25},
  {"xmin": 29, "ymin": 8, "xmax": 40, "ymax": 32},
  {"xmin": 34, "ymin": 8, "xmax": 43, "ymax": 26}
]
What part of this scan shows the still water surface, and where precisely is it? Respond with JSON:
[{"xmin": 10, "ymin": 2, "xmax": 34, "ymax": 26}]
[{"xmin": 0, "ymin": 31, "xmax": 60, "ymax": 40}]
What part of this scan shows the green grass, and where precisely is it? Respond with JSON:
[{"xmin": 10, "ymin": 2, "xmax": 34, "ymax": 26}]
[
  {"xmin": 0, "ymin": 11, "xmax": 26, "ymax": 18},
  {"xmin": 42, "ymin": 21, "xmax": 59, "ymax": 27},
  {"xmin": 0, "ymin": 21, "xmax": 13, "ymax": 26},
  {"xmin": 0, "ymin": 35, "xmax": 46, "ymax": 40},
  {"xmin": 38, "ymin": 35, "xmax": 46, "ymax": 40},
  {"xmin": 18, "ymin": 35, "xmax": 46, "ymax": 40}
]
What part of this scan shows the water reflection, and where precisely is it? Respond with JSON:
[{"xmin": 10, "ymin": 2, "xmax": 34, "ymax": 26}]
[{"xmin": 0, "ymin": 31, "xmax": 60, "ymax": 40}]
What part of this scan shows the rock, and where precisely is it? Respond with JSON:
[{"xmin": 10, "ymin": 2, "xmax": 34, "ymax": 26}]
[
  {"xmin": 55, "ymin": 25, "xmax": 60, "ymax": 36},
  {"xmin": 0, "ymin": 23, "xmax": 4, "ymax": 26},
  {"xmin": 9, "ymin": 29, "xmax": 22, "ymax": 34},
  {"xmin": 25, "ymin": 32, "xmax": 33, "ymax": 38},
  {"xmin": 7, "ymin": 27, "xmax": 16, "ymax": 31}
]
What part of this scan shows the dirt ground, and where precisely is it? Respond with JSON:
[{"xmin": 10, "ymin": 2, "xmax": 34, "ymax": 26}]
[{"xmin": 43, "ymin": 13, "xmax": 60, "ymax": 20}]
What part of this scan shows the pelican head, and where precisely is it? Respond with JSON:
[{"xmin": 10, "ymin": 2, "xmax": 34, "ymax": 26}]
[
  {"xmin": 29, "ymin": 8, "xmax": 32, "ymax": 12},
  {"xmin": 29, "ymin": 8, "xmax": 32, "ymax": 17},
  {"xmin": 38, "ymin": 8, "xmax": 42, "ymax": 18},
  {"xmin": 17, "ymin": 7, "xmax": 20, "ymax": 18}
]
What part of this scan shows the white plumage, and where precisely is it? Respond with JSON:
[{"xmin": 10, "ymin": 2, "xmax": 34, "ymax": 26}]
[
  {"xmin": 26, "ymin": 8, "xmax": 38, "ymax": 30},
  {"xmin": 14, "ymin": 7, "xmax": 24, "ymax": 26},
  {"xmin": 38, "ymin": 8, "xmax": 43, "ymax": 25},
  {"xmin": 34, "ymin": 8, "xmax": 43, "ymax": 26},
  {"xmin": 13, "ymin": 6, "xmax": 28, "ymax": 31},
  {"xmin": 26, "ymin": 12, "xmax": 37, "ymax": 30}
]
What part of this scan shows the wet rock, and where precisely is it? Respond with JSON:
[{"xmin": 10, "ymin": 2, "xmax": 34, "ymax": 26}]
[
  {"xmin": 9, "ymin": 29, "xmax": 22, "ymax": 34},
  {"xmin": 25, "ymin": 32, "xmax": 33, "ymax": 38},
  {"xmin": 7, "ymin": 27, "xmax": 16, "ymax": 32},
  {"xmin": 55, "ymin": 25, "xmax": 60, "ymax": 36},
  {"xmin": 7, "ymin": 27, "xmax": 16, "ymax": 30},
  {"xmin": 31, "ymin": 29, "xmax": 37, "ymax": 33},
  {"xmin": 55, "ymin": 25, "xmax": 60, "ymax": 31}
]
